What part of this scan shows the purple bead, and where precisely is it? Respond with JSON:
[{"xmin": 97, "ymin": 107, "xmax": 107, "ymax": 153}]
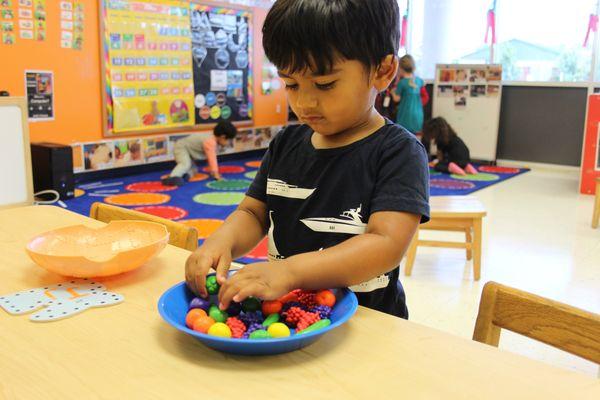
[
  {"xmin": 242, "ymin": 323, "xmax": 263, "ymax": 339},
  {"xmin": 226, "ymin": 301, "xmax": 242, "ymax": 316},
  {"xmin": 312, "ymin": 305, "xmax": 332, "ymax": 319},
  {"xmin": 239, "ymin": 311, "xmax": 263, "ymax": 328},
  {"xmin": 189, "ymin": 297, "xmax": 210, "ymax": 311}
]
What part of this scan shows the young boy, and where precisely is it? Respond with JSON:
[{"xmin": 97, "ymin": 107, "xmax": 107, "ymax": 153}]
[
  {"xmin": 162, "ymin": 120, "xmax": 237, "ymax": 186},
  {"xmin": 185, "ymin": 0, "xmax": 429, "ymax": 319}
]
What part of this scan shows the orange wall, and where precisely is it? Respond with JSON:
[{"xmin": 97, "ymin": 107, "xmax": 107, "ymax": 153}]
[{"xmin": 0, "ymin": 0, "xmax": 287, "ymax": 145}]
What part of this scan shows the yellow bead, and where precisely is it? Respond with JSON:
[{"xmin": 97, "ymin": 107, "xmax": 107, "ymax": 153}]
[
  {"xmin": 267, "ymin": 322, "xmax": 291, "ymax": 338},
  {"xmin": 207, "ymin": 322, "xmax": 232, "ymax": 338}
]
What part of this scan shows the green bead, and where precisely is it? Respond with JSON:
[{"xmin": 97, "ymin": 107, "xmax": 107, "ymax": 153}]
[
  {"xmin": 262, "ymin": 313, "xmax": 280, "ymax": 328},
  {"xmin": 249, "ymin": 329, "xmax": 271, "ymax": 339},
  {"xmin": 206, "ymin": 275, "xmax": 220, "ymax": 295},
  {"xmin": 296, "ymin": 319, "xmax": 331, "ymax": 335},
  {"xmin": 242, "ymin": 297, "xmax": 261, "ymax": 312},
  {"xmin": 208, "ymin": 305, "xmax": 228, "ymax": 323}
]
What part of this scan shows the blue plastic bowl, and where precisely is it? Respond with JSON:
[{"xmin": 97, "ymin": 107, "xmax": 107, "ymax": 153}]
[{"xmin": 157, "ymin": 282, "xmax": 358, "ymax": 355}]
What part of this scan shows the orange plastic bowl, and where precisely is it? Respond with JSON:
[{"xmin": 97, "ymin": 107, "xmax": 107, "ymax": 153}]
[{"xmin": 26, "ymin": 220, "xmax": 169, "ymax": 277}]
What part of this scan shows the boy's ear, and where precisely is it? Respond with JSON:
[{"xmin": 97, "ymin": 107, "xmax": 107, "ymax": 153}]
[{"xmin": 373, "ymin": 55, "xmax": 399, "ymax": 92}]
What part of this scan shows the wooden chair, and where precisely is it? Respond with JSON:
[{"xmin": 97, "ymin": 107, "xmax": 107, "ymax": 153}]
[
  {"xmin": 593, "ymin": 178, "xmax": 600, "ymax": 229},
  {"xmin": 473, "ymin": 281, "xmax": 600, "ymax": 365},
  {"xmin": 89, "ymin": 202, "xmax": 198, "ymax": 251},
  {"xmin": 405, "ymin": 196, "xmax": 487, "ymax": 280}
]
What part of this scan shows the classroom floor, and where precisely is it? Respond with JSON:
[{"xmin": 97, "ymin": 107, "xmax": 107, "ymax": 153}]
[{"xmin": 403, "ymin": 165, "xmax": 600, "ymax": 377}]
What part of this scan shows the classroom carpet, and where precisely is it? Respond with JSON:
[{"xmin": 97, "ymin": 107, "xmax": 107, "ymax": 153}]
[{"xmin": 63, "ymin": 155, "xmax": 528, "ymax": 261}]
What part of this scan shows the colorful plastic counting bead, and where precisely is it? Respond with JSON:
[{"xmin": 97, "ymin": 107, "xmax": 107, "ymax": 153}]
[
  {"xmin": 312, "ymin": 305, "xmax": 332, "ymax": 319},
  {"xmin": 315, "ymin": 290, "xmax": 336, "ymax": 307},
  {"xmin": 242, "ymin": 323, "xmax": 263, "ymax": 339},
  {"xmin": 189, "ymin": 297, "xmax": 211, "ymax": 311},
  {"xmin": 267, "ymin": 322, "xmax": 290, "ymax": 338},
  {"xmin": 297, "ymin": 319, "xmax": 331, "ymax": 335},
  {"xmin": 208, "ymin": 322, "xmax": 232, "ymax": 338},
  {"xmin": 249, "ymin": 329, "xmax": 271, "ymax": 339},
  {"xmin": 296, "ymin": 311, "xmax": 321, "ymax": 331},
  {"xmin": 185, "ymin": 308, "xmax": 207, "ymax": 328},
  {"xmin": 226, "ymin": 317, "xmax": 246, "ymax": 339},
  {"xmin": 209, "ymin": 305, "xmax": 229, "ymax": 323},
  {"xmin": 242, "ymin": 297, "xmax": 261, "ymax": 312},
  {"xmin": 226, "ymin": 301, "xmax": 242, "ymax": 316},
  {"xmin": 205, "ymin": 275, "xmax": 220, "ymax": 295},
  {"xmin": 261, "ymin": 300, "xmax": 283, "ymax": 316},
  {"xmin": 262, "ymin": 313, "xmax": 280, "ymax": 328},
  {"xmin": 283, "ymin": 306, "xmax": 305, "ymax": 327},
  {"xmin": 192, "ymin": 316, "xmax": 215, "ymax": 334},
  {"xmin": 297, "ymin": 290, "xmax": 317, "ymax": 308}
]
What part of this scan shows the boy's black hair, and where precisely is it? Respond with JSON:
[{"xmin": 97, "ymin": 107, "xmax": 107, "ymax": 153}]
[
  {"xmin": 262, "ymin": 0, "xmax": 400, "ymax": 75},
  {"xmin": 213, "ymin": 120, "xmax": 238, "ymax": 139}
]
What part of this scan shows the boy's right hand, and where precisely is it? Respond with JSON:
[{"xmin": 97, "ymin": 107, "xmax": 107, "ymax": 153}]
[{"xmin": 185, "ymin": 240, "xmax": 232, "ymax": 298}]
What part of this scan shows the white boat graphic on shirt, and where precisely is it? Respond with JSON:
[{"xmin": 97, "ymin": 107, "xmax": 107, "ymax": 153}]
[
  {"xmin": 268, "ymin": 211, "xmax": 285, "ymax": 260},
  {"xmin": 267, "ymin": 178, "xmax": 315, "ymax": 199},
  {"xmin": 301, "ymin": 205, "xmax": 367, "ymax": 235}
]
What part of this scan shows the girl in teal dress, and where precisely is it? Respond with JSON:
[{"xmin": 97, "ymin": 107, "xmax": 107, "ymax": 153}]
[{"xmin": 392, "ymin": 55, "xmax": 424, "ymax": 134}]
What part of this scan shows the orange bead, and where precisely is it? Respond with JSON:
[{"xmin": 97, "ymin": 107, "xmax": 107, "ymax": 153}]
[
  {"xmin": 315, "ymin": 290, "xmax": 336, "ymax": 307},
  {"xmin": 192, "ymin": 316, "xmax": 216, "ymax": 334},
  {"xmin": 185, "ymin": 308, "xmax": 207, "ymax": 328},
  {"xmin": 261, "ymin": 300, "xmax": 283, "ymax": 315},
  {"xmin": 278, "ymin": 291, "xmax": 299, "ymax": 304}
]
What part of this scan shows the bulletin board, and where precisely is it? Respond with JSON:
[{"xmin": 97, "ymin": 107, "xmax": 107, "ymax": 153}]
[
  {"xmin": 101, "ymin": 0, "xmax": 253, "ymax": 136},
  {"xmin": 432, "ymin": 64, "xmax": 502, "ymax": 162},
  {"xmin": 101, "ymin": 0, "xmax": 195, "ymax": 134},
  {"xmin": 190, "ymin": 4, "xmax": 252, "ymax": 124}
]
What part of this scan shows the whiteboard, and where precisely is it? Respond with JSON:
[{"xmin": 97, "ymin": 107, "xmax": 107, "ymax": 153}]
[
  {"xmin": 0, "ymin": 98, "xmax": 33, "ymax": 209},
  {"xmin": 432, "ymin": 64, "xmax": 502, "ymax": 161}
]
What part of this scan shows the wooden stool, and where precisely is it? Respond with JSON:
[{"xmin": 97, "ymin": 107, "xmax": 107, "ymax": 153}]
[
  {"xmin": 405, "ymin": 196, "xmax": 487, "ymax": 280},
  {"xmin": 593, "ymin": 178, "xmax": 600, "ymax": 229},
  {"xmin": 90, "ymin": 202, "xmax": 198, "ymax": 251}
]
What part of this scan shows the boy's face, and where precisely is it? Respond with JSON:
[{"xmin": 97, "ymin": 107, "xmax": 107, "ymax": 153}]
[{"xmin": 279, "ymin": 58, "xmax": 395, "ymax": 135}]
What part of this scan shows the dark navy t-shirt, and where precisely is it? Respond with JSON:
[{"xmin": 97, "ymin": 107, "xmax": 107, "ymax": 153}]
[{"xmin": 246, "ymin": 120, "xmax": 430, "ymax": 318}]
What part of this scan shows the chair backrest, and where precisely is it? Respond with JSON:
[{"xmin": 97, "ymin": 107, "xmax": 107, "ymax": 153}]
[
  {"xmin": 89, "ymin": 202, "xmax": 198, "ymax": 252},
  {"xmin": 473, "ymin": 281, "xmax": 600, "ymax": 364}
]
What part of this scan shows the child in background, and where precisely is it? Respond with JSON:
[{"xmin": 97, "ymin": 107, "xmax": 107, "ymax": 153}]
[
  {"xmin": 185, "ymin": 0, "xmax": 430, "ymax": 319},
  {"xmin": 423, "ymin": 117, "xmax": 478, "ymax": 175},
  {"xmin": 391, "ymin": 55, "xmax": 424, "ymax": 135},
  {"xmin": 162, "ymin": 121, "xmax": 237, "ymax": 186}
]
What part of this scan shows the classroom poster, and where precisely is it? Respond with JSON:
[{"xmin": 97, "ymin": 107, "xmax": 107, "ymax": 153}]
[
  {"xmin": 114, "ymin": 138, "xmax": 143, "ymax": 167},
  {"xmin": 33, "ymin": 0, "xmax": 45, "ymax": 41},
  {"xmin": 190, "ymin": 4, "xmax": 252, "ymax": 124},
  {"xmin": 1, "ymin": 0, "xmax": 15, "ymax": 44},
  {"xmin": 72, "ymin": 1, "xmax": 83, "ymax": 49},
  {"xmin": 83, "ymin": 141, "xmax": 114, "ymax": 170},
  {"xmin": 142, "ymin": 136, "xmax": 169, "ymax": 162},
  {"xmin": 60, "ymin": 1, "xmax": 73, "ymax": 48},
  {"xmin": 104, "ymin": 0, "xmax": 194, "ymax": 134},
  {"xmin": 25, "ymin": 70, "xmax": 54, "ymax": 121}
]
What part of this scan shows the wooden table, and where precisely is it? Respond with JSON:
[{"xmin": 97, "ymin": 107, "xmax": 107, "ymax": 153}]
[
  {"xmin": 1, "ymin": 206, "xmax": 599, "ymax": 399},
  {"xmin": 405, "ymin": 196, "xmax": 487, "ymax": 280}
]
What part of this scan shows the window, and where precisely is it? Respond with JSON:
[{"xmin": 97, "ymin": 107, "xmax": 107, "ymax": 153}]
[
  {"xmin": 404, "ymin": 0, "xmax": 597, "ymax": 82},
  {"xmin": 495, "ymin": 0, "xmax": 595, "ymax": 82},
  {"xmin": 408, "ymin": 0, "xmax": 491, "ymax": 80}
]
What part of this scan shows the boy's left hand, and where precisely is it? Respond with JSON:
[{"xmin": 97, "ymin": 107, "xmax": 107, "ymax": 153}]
[{"xmin": 217, "ymin": 261, "xmax": 296, "ymax": 310}]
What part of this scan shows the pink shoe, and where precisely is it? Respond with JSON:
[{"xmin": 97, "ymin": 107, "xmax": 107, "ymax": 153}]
[
  {"xmin": 448, "ymin": 162, "xmax": 466, "ymax": 175},
  {"xmin": 465, "ymin": 164, "xmax": 479, "ymax": 174}
]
